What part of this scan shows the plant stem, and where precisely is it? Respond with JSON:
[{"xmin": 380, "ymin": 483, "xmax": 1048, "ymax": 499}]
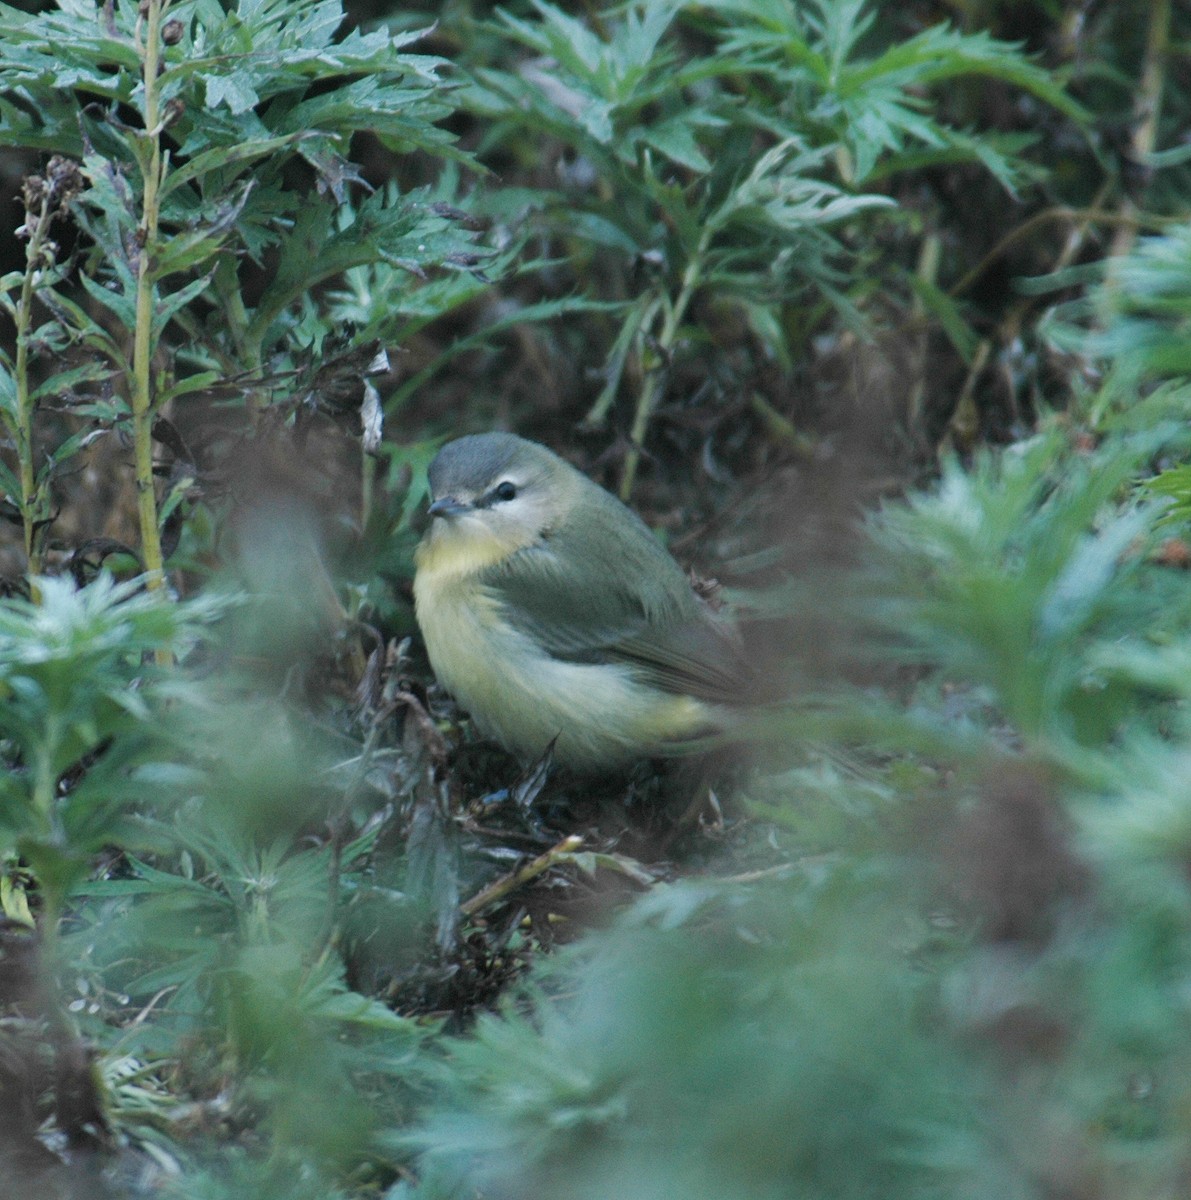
[
  {"xmin": 907, "ymin": 232, "xmax": 940, "ymax": 433},
  {"xmin": 13, "ymin": 192, "xmax": 54, "ymax": 585},
  {"xmin": 361, "ymin": 448, "xmax": 375, "ymax": 532},
  {"xmin": 748, "ymin": 392, "xmax": 815, "ymax": 457},
  {"xmin": 132, "ymin": 0, "xmax": 169, "ymax": 593},
  {"xmin": 1107, "ymin": 0, "xmax": 1169, "ymax": 263},
  {"xmin": 213, "ymin": 254, "xmax": 251, "ymax": 362},
  {"xmin": 33, "ymin": 735, "xmax": 58, "ymax": 830},
  {"xmin": 460, "ymin": 835, "xmax": 583, "ymax": 918},
  {"xmin": 948, "ymin": 205, "xmax": 1155, "ymax": 300},
  {"xmin": 619, "ymin": 241, "xmax": 706, "ymax": 501},
  {"xmin": 581, "ymin": 294, "xmax": 661, "ymax": 429}
]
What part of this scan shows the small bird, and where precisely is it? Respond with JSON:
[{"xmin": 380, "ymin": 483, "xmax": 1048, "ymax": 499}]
[{"xmin": 413, "ymin": 433, "xmax": 748, "ymax": 770}]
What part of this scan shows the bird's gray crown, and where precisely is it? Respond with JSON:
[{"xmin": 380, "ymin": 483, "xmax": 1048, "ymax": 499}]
[{"xmin": 428, "ymin": 433, "xmax": 531, "ymax": 497}]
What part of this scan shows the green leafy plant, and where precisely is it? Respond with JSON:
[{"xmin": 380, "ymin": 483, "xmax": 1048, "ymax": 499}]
[
  {"xmin": 0, "ymin": 574, "xmax": 217, "ymax": 931},
  {"xmin": 704, "ymin": 0, "xmax": 1084, "ymax": 189},
  {"xmin": 461, "ymin": 0, "xmax": 1085, "ymax": 493},
  {"xmin": 67, "ymin": 807, "xmax": 430, "ymax": 1186},
  {"xmin": 0, "ymin": 563, "xmax": 437, "ymax": 1183},
  {"xmin": 1040, "ymin": 220, "xmax": 1191, "ymax": 520},
  {"xmin": 467, "ymin": 0, "xmax": 889, "ymax": 493},
  {"xmin": 395, "ymin": 875, "xmax": 983, "ymax": 1200},
  {"xmin": 0, "ymin": 157, "xmax": 90, "ymax": 580},
  {"xmin": 0, "ymin": 0, "xmax": 478, "ymax": 579},
  {"xmin": 868, "ymin": 430, "xmax": 1172, "ymax": 762}
]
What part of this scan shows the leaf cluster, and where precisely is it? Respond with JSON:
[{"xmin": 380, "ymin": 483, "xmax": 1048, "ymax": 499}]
[{"xmin": 0, "ymin": 576, "xmax": 218, "ymax": 910}]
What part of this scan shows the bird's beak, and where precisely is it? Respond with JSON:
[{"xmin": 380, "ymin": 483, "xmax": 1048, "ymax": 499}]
[{"xmin": 428, "ymin": 495, "xmax": 471, "ymax": 518}]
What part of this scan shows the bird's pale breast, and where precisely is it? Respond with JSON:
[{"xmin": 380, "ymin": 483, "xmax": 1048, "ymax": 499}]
[{"xmin": 413, "ymin": 559, "xmax": 710, "ymax": 769}]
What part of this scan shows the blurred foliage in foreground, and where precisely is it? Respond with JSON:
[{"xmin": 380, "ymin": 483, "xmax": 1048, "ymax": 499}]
[
  {"xmin": 2, "ymin": 0, "xmax": 1191, "ymax": 1196},
  {"xmin": 394, "ymin": 412, "xmax": 1191, "ymax": 1200}
]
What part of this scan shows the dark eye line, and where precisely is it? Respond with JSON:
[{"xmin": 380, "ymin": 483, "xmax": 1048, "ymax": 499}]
[{"xmin": 476, "ymin": 480, "xmax": 518, "ymax": 508}]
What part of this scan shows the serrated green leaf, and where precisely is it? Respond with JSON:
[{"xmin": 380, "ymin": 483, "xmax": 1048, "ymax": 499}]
[
  {"xmin": 161, "ymin": 370, "xmax": 221, "ymax": 405},
  {"xmin": 160, "ymin": 132, "xmax": 308, "ymax": 197},
  {"xmin": 79, "ymin": 270, "xmax": 137, "ymax": 329},
  {"xmin": 640, "ymin": 116, "xmax": 711, "ymax": 173},
  {"xmin": 151, "ymin": 272, "xmax": 217, "ymax": 340},
  {"xmin": 31, "ymin": 360, "xmax": 113, "ymax": 403},
  {"xmin": 203, "ymin": 71, "xmax": 261, "ymax": 115}
]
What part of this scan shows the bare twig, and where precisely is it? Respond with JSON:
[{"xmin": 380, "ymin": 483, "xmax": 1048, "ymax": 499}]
[{"xmin": 460, "ymin": 835, "xmax": 584, "ymax": 918}]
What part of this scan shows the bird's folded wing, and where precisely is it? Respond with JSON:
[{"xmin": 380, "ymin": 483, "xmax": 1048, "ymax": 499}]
[{"xmin": 480, "ymin": 545, "xmax": 749, "ymax": 703}]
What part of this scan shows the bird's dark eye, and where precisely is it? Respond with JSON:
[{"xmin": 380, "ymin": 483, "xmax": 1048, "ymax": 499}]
[{"xmin": 493, "ymin": 481, "xmax": 517, "ymax": 502}]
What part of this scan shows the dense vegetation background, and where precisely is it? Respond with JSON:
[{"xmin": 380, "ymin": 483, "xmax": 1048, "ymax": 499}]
[{"xmin": 2, "ymin": 0, "xmax": 1191, "ymax": 1196}]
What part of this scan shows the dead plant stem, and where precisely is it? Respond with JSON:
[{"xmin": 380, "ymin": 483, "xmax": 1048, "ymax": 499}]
[
  {"xmin": 460, "ymin": 835, "xmax": 583, "ymax": 917},
  {"xmin": 14, "ymin": 191, "xmax": 54, "ymax": 584}
]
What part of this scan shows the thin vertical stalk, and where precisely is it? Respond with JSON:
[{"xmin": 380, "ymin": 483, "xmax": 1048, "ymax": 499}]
[
  {"xmin": 906, "ymin": 232, "xmax": 940, "ymax": 434},
  {"xmin": 361, "ymin": 449, "xmax": 375, "ymax": 533},
  {"xmin": 13, "ymin": 190, "xmax": 54, "ymax": 583},
  {"xmin": 132, "ymin": 0, "xmax": 169, "ymax": 593},
  {"xmin": 1107, "ymin": 0, "xmax": 1169, "ymax": 263},
  {"xmin": 619, "ymin": 241, "xmax": 707, "ymax": 501}
]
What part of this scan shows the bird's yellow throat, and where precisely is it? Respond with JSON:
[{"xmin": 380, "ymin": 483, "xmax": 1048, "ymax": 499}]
[{"xmin": 414, "ymin": 518, "xmax": 533, "ymax": 582}]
